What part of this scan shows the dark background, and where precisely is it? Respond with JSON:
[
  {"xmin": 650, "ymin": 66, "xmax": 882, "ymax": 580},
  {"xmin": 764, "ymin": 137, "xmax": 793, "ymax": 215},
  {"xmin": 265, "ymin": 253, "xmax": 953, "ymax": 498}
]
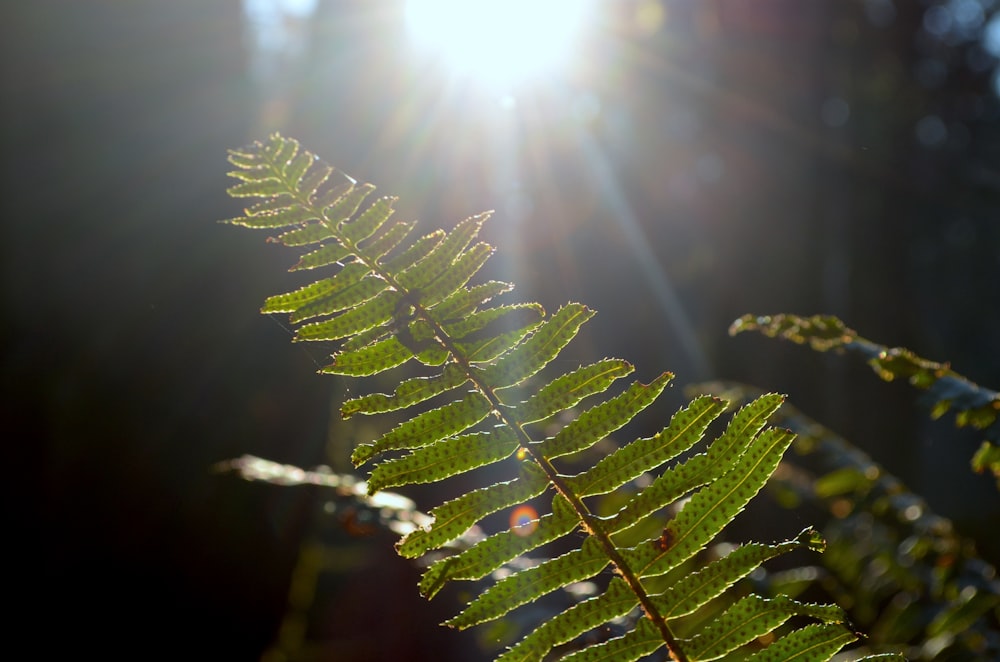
[{"xmin": 2, "ymin": 0, "xmax": 999, "ymax": 658}]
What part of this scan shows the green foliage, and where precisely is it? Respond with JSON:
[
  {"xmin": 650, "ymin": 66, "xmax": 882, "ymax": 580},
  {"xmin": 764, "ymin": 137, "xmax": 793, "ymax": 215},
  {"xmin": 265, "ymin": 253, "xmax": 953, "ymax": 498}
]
[
  {"xmin": 691, "ymin": 381, "xmax": 1000, "ymax": 660},
  {"xmin": 730, "ymin": 314, "xmax": 1000, "ymax": 488},
  {"xmin": 224, "ymin": 135, "xmax": 878, "ymax": 661}
]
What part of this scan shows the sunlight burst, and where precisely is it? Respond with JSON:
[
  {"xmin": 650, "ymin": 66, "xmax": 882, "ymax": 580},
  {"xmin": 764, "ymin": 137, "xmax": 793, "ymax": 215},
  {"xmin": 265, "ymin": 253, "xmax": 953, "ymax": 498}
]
[{"xmin": 404, "ymin": 0, "xmax": 594, "ymax": 87}]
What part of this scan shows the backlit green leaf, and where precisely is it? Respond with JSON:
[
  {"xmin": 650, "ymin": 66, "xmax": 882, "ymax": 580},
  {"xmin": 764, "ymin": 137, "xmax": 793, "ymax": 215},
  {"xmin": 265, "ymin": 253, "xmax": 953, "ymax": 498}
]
[
  {"xmin": 399, "ymin": 462, "xmax": 550, "ymax": 560},
  {"xmin": 295, "ymin": 289, "xmax": 400, "ymax": 341},
  {"xmin": 273, "ymin": 220, "xmax": 337, "ymax": 247},
  {"xmin": 611, "ymin": 394, "xmax": 784, "ymax": 533},
  {"xmin": 482, "ymin": 303, "xmax": 595, "ymax": 389},
  {"xmin": 560, "ymin": 618, "xmax": 663, "ymax": 662},
  {"xmin": 341, "ymin": 362, "xmax": 469, "ymax": 418},
  {"xmin": 537, "ymin": 372, "xmax": 674, "ymax": 459},
  {"xmin": 289, "ymin": 274, "xmax": 388, "ymax": 323},
  {"xmin": 498, "ymin": 577, "xmax": 638, "ymax": 662},
  {"xmin": 322, "ymin": 336, "xmax": 413, "ymax": 376},
  {"xmin": 745, "ymin": 622, "xmax": 857, "ymax": 661},
  {"xmin": 511, "ymin": 359, "xmax": 634, "ymax": 423},
  {"xmin": 226, "ymin": 136, "xmax": 849, "ymax": 662},
  {"xmin": 340, "ymin": 195, "xmax": 396, "ymax": 244},
  {"xmin": 324, "ymin": 181, "xmax": 375, "ymax": 221},
  {"xmin": 364, "ymin": 220, "xmax": 416, "ymax": 263},
  {"xmin": 431, "ymin": 280, "xmax": 514, "ymax": 321},
  {"xmin": 262, "ymin": 261, "xmax": 370, "ymax": 314},
  {"xmin": 655, "ymin": 528, "xmax": 824, "ymax": 620},
  {"xmin": 290, "ymin": 241, "xmax": 353, "ymax": 271},
  {"xmin": 628, "ymin": 427, "xmax": 796, "ymax": 578},
  {"xmin": 418, "ymin": 242, "xmax": 494, "ymax": 307},
  {"xmin": 354, "ymin": 391, "xmax": 493, "ymax": 467},
  {"xmin": 447, "ymin": 536, "xmax": 608, "ymax": 628},
  {"xmin": 367, "ymin": 426, "xmax": 519, "ymax": 492},
  {"xmin": 565, "ymin": 394, "xmax": 725, "ymax": 498},
  {"xmin": 683, "ymin": 595, "xmax": 847, "ymax": 661},
  {"xmin": 397, "ymin": 213, "xmax": 488, "ymax": 291},
  {"xmin": 421, "ymin": 494, "xmax": 578, "ymax": 599}
]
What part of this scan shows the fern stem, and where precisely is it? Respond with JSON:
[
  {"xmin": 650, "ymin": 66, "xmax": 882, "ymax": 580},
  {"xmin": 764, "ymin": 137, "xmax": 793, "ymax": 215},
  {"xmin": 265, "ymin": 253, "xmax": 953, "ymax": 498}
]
[{"xmin": 372, "ymin": 275, "xmax": 691, "ymax": 661}]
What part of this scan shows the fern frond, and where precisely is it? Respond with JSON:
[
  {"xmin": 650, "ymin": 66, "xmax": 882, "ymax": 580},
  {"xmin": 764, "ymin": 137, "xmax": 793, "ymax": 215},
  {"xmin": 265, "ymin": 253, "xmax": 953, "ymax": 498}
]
[
  {"xmin": 225, "ymin": 135, "xmax": 859, "ymax": 661},
  {"xmin": 731, "ymin": 313, "xmax": 1000, "ymax": 487}
]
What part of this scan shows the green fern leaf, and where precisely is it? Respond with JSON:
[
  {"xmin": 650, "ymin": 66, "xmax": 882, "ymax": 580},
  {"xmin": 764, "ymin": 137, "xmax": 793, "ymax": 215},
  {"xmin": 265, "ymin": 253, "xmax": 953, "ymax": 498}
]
[
  {"xmin": 321, "ymin": 336, "xmax": 414, "ymax": 376},
  {"xmin": 341, "ymin": 362, "xmax": 469, "ymax": 418},
  {"xmin": 225, "ymin": 135, "xmax": 859, "ymax": 662},
  {"xmin": 383, "ymin": 228, "xmax": 445, "ymax": 272},
  {"xmin": 261, "ymin": 261, "xmax": 371, "ymax": 314},
  {"xmin": 226, "ymin": 177, "xmax": 290, "ymax": 198},
  {"xmin": 418, "ymin": 494, "xmax": 578, "ymax": 596},
  {"xmin": 321, "ymin": 181, "xmax": 375, "ymax": 222},
  {"xmin": 564, "ymin": 394, "xmax": 726, "ymax": 498},
  {"xmin": 282, "ymin": 149, "xmax": 318, "ymax": 187},
  {"xmin": 610, "ymin": 394, "xmax": 785, "ymax": 533},
  {"xmin": 396, "ymin": 214, "xmax": 488, "ymax": 291},
  {"xmin": 261, "ymin": 133, "xmax": 298, "ymax": 166},
  {"xmin": 226, "ymin": 164, "xmax": 277, "ymax": 184},
  {"xmin": 432, "ymin": 280, "xmax": 514, "ymax": 320},
  {"xmin": 656, "ymin": 528, "xmax": 825, "ymax": 620},
  {"xmin": 295, "ymin": 289, "xmax": 400, "ymax": 341},
  {"xmin": 352, "ymin": 391, "xmax": 493, "ymax": 466},
  {"xmin": 628, "ymin": 427, "xmax": 796, "ymax": 578},
  {"xmin": 289, "ymin": 241, "xmax": 354, "ymax": 271},
  {"xmin": 397, "ymin": 461, "xmax": 551, "ymax": 560},
  {"xmin": 223, "ymin": 203, "xmax": 318, "ymax": 229},
  {"xmin": 295, "ymin": 161, "xmax": 335, "ymax": 200},
  {"xmin": 272, "ymin": 220, "xmax": 338, "ymax": 247},
  {"xmin": 244, "ymin": 194, "xmax": 298, "ymax": 217},
  {"xmin": 358, "ymin": 220, "xmax": 416, "ymax": 264},
  {"xmin": 511, "ymin": 358, "xmax": 634, "ymax": 422},
  {"xmin": 559, "ymin": 618, "xmax": 663, "ymax": 662},
  {"xmin": 745, "ymin": 622, "xmax": 858, "ymax": 661},
  {"xmin": 367, "ymin": 425, "xmax": 519, "ymax": 492},
  {"xmin": 683, "ymin": 594, "xmax": 847, "ymax": 660},
  {"xmin": 439, "ymin": 303, "xmax": 544, "ymax": 346},
  {"xmin": 482, "ymin": 303, "xmax": 594, "ymax": 388},
  {"xmin": 454, "ymin": 308, "xmax": 546, "ymax": 363},
  {"xmin": 496, "ymin": 577, "xmax": 638, "ymax": 662},
  {"xmin": 418, "ymin": 242, "xmax": 495, "ymax": 307},
  {"xmin": 339, "ymin": 195, "xmax": 395, "ymax": 244},
  {"xmin": 537, "ymin": 373, "xmax": 675, "ymax": 459},
  {"xmin": 447, "ymin": 536, "xmax": 609, "ymax": 628},
  {"xmin": 289, "ymin": 274, "xmax": 388, "ymax": 324}
]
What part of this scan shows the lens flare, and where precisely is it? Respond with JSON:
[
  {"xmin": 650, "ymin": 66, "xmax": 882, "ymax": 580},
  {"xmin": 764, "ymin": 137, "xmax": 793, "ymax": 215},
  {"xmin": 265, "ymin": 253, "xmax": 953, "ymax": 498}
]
[{"xmin": 509, "ymin": 504, "xmax": 539, "ymax": 536}]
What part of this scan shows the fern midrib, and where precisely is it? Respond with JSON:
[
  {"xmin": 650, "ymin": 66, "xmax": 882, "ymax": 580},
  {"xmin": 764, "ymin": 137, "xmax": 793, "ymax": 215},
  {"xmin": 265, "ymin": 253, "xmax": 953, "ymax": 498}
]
[{"xmin": 270, "ymin": 157, "xmax": 689, "ymax": 662}]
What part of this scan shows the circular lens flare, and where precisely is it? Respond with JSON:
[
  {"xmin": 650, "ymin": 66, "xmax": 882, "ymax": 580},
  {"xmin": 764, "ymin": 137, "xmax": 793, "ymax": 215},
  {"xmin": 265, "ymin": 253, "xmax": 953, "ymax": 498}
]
[
  {"xmin": 509, "ymin": 504, "xmax": 539, "ymax": 536},
  {"xmin": 405, "ymin": 0, "xmax": 594, "ymax": 88}
]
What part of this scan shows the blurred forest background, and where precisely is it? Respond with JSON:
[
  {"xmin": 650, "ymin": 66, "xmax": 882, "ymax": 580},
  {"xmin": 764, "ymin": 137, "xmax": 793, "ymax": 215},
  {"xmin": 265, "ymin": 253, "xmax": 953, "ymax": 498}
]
[{"xmin": 2, "ymin": 0, "xmax": 999, "ymax": 658}]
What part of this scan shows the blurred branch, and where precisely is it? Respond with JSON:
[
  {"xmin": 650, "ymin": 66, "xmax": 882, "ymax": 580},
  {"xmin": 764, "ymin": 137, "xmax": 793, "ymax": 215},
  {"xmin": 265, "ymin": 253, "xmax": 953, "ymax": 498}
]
[{"xmin": 731, "ymin": 313, "xmax": 1000, "ymax": 487}]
